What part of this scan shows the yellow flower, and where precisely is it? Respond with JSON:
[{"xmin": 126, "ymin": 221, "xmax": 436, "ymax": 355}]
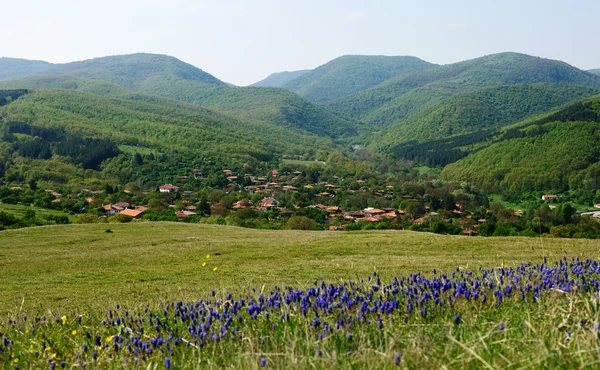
[
  {"xmin": 13, "ymin": 358, "xmax": 19, "ymax": 363},
  {"xmin": 50, "ymin": 353, "xmax": 57, "ymax": 360},
  {"xmin": 72, "ymin": 330, "xmax": 77, "ymax": 335},
  {"xmin": 202, "ymin": 262, "xmax": 207, "ymax": 267},
  {"xmin": 213, "ymin": 267, "xmax": 218, "ymax": 272},
  {"xmin": 45, "ymin": 346, "xmax": 52, "ymax": 352},
  {"xmin": 61, "ymin": 316, "xmax": 67, "ymax": 325},
  {"xmin": 106, "ymin": 335, "xmax": 114, "ymax": 342},
  {"xmin": 206, "ymin": 254, "xmax": 210, "ymax": 259}
]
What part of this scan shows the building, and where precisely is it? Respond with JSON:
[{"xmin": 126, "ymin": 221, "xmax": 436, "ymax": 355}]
[
  {"xmin": 159, "ymin": 184, "xmax": 180, "ymax": 193},
  {"xmin": 541, "ymin": 194, "xmax": 557, "ymax": 201},
  {"xmin": 120, "ymin": 208, "xmax": 144, "ymax": 218}
]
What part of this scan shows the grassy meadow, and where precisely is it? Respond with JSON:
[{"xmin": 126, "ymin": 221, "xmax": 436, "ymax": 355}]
[{"xmin": 2, "ymin": 223, "xmax": 600, "ymax": 368}]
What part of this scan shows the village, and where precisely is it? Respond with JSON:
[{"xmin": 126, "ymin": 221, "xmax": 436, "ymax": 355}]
[{"xmin": 88, "ymin": 166, "xmax": 600, "ymax": 236}]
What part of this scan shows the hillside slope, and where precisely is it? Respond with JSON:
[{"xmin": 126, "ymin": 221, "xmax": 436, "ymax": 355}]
[
  {"xmin": 374, "ymin": 84, "xmax": 600, "ymax": 147},
  {"xmin": 0, "ymin": 55, "xmax": 360, "ymax": 139},
  {"xmin": 590, "ymin": 69, "xmax": 600, "ymax": 76},
  {"xmin": 327, "ymin": 52, "xmax": 600, "ymax": 126},
  {"xmin": 442, "ymin": 96, "xmax": 600, "ymax": 196},
  {"xmin": 0, "ymin": 89, "xmax": 336, "ymax": 160},
  {"xmin": 37, "ymin": 53, "xmax": 227, "ymax": 89},
  {"xmin": 283, "ymin": 55, "xmax": 436, "ymax": 103},
  {"xmin": 251, "ymin": 70, "xmax": 311, "ymax": 87},
  {"xmin": 0, "ymin": 57, "xmax": 50, "ymax": 80}
]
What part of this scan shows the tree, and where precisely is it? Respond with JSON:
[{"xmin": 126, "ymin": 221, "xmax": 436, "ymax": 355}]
[
  {"xmin": 405, "ymin": 202, "xmax": 425, "ymax": 219},
  {"xmin": 285, "ymin": 216, "xmax": 316, "ymax": 230},
  {"xmin": 134, "ymin": 152, "xmax": 144, "ymax": 166}
]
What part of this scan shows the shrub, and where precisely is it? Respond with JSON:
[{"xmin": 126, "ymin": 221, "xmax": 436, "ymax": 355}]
[
  {"xmin": 108, "ymin": 214, "xmax": 133, "ymax": 223},
  {"xmin": 285, "ymin": 216, "xmax": 317, "ymax": 230},
  {"xmin": 73, "ymin": 213, "xmax": 99, "ymax": 224}
]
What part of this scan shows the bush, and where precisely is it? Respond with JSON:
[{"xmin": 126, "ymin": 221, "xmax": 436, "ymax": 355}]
[
  {"xmin": 73, "ymin": 213, "xmax": 99, "ymax": 224},
  {"xmin": 285, "ymin": 216, "xmax": 317, "ymax": 230},
  {"xmin": 108, "ymin": 214, "xmax": 133, "ymax": 223}
]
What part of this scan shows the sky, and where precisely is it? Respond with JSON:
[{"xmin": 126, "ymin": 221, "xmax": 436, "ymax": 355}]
[{"xmin": 2, "ymin": 0, "xmax": 599, "ymax": 86}]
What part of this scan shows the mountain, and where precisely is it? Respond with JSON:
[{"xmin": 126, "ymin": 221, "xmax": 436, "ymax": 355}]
[
  {"xmin": 0, "ymin": 57, "xmax": 50, "ymax": 80},
  {"xmin": 441, "ymin": 96, "xmax": 600, "ymax": 197},
  {"xmin": 36, "ymin": 53, "xmax": 227, "ymax": 89},
  {"xmin": 0, "ymin": 54, "xmax": 359, "ymax": 139},
  {"xmin": 282, "ymin": 55, "xmax": 437, "ymax": 103},
  {"xmin": 251, "ymin": 70, "xmax": 311, "ymax": 87},
  {"xmin": 0, "ymin": 88, "xmax": 336, "ymax": 163},
  {"xmin": 374, "ymin": 83, "xmax": 600, "ymax": 148},
  {"xmin": 326, "ymin": 52, "xmax": 600, "ymax": 126},
  {"xmin": 590, "ymin": 69, "xmax": 600, "ymax": 76}
]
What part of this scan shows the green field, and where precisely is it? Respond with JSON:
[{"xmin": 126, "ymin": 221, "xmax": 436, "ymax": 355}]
[
  {"xmin": 1, "ymin": 223, "xmax": 597, "ymax": 315},
  {"xmin": 2, "ymin": 223, "xmax": 600, "ymax": 368},
  {"xmin": 0, "ymin": 202, "xmax": 74, "ymax": 220}
]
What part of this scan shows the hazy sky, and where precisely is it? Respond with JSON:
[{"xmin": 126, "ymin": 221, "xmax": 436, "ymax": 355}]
[{"xmin": 3, "ymin": 0, "xmax": 599, "ymax": 85}]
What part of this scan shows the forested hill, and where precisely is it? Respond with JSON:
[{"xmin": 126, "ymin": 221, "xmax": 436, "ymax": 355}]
[
  {"xmin": 441, "ymin": 96, "xmax": 600, "ymax": 199},
  {"xmin": 281, "ymin": 55, "xmax": 437, "ymax": 103},
  {"xmin": 372, "ymin": 84, "xmax": 600, "ymax": 148},
  {"xmin": 0, "ymin": 58, "xmax": 50, "ymax": 80},
  {"xmin": 326, "ymin": 52, "xmax": 600, "ymax": 125},
  {"xmin": 590, "ymin": 69, "xmax": 600, "ymax": 76},
  {"xmin": 0, "ymin": 55, "xmax": 360, "ymax": 139},
  {"xmin": 35, "ymin": 53, "xmax": 227, "ymax": 89},
  {"xmin": 0, "ymin": 89, "xmax": 336, "ymax": 161},
  {"xmin": 0, "ymin": 74, "xmax": 360, "ymax": 139},
  {"xmin": 251, "ymin": 70, "xmax": 311, "ymax": 87}
]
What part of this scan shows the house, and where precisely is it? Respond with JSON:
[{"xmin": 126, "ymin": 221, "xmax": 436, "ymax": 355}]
[
  {"xmin": 233, "ymin": 200, "xmax": 252, "ymax": 209},
  {"xmin": 120, "ymin": 208, "xmax": 144, "ymax": 218},
  {"xmin": 259, "ymin": 198, "xmax": 279, "ymax": 208},
  {"xmin": 282, "ymin": 186, "xmax": 298, "ymax": 192},
  {"xmin": 103, "ymin": 204, "xmax": 122, "ymax": 215},
  {"xmin": 113, "ymin": 202, "xmax": 130, "ymax": 209},
  {"xmin": 278, "ymin": 207, "xmax": 294, "ymax": 215},
  {"xmin": 45, "ymin": 189, "xmax": 62, "ymax": 198},
  {"xmin": 382, "ymin": 211, "xmax": 397, "ymax": 219},
  {"xmin": 159, "ymin": 184, "xmax": 180, "ymax": 193},
  {"xmin": 364, "ymin": 208, "xmax": 385, "ymax": 217},
  {"xmin": 594, "ymin": 204, "xmax": 600, "ymax": 209},
  {"xmin": 9, "ymin": 186, "xmax": 23, "ymax": 191},
  {"xmin": 176, "ymin": 211, "xmax": 197, "ymax": 219},
  {"xmin": 542, "ymin": 194, "xmax": 557, "ymax": 201},
  {"xmin": 362, "ymin": 216, "xmax": 380, "ymax": 223},
  {"xmin": 223, "ymin": 170, "xmax": 233, "ymax": 175}
]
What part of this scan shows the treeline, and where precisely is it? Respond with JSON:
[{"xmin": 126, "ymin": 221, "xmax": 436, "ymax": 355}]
[
  {"xmin": 0, "ymin": 209, "xmax": 70, "ymax": 231},
  {"xmin": 390, "ymin": 129, "xmax": 496, "ymax": 167},
  {"xmin": 0, "ymin": 89, "xmax": 29, "ymax": 106},
  {"xmin": 2, "ymin": 121, "xmax": 121, "ymax": 169}
]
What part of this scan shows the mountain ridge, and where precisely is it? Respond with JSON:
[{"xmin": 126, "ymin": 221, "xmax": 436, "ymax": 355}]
[
  {"xmin": 251, "ymin": 70, "xmax": 311, "ymax": 88},
  {"xmin": 282, "ymin": 55, "xmax": 437, "ymax": 103}
]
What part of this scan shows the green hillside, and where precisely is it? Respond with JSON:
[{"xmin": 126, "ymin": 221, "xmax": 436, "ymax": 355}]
[
  {"xmin": 283, "ymin": 55, "xmax": 436, "ymax": 103},
  {"xmin": 0, "ymin": 88, "xmax": 335, "ymax": 161},
  {"xmin": 326, "ymin": 52, "xmax": 600, "ymax": 124},
  {"xmin": 136, "ymin": 78, "xmax": 360, "ymax": 138},
  {"xmin": 251, "ymin": 69, "xmax": 311, "ymax": 87},
  {"xmin": 442, "ymin": 96, "xmax": 600, "ymax": 197},
  {"xmin": 0, "ymin": 57, "xmax": 50, "ymax": 80},
  {"xmin": 589, "ymin": 69, "xmax": 600, "ymax": 76},
  {"xmin": 0, "ymin": 55, "xmax": 359, "ymax": 139},
  {"xmin": 374, "ymin": 84, "xmax": 600, "ymax": 147},
  {"xmin": 38, "ymin": 53, "xmax": 227, "ymax": 89}
]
